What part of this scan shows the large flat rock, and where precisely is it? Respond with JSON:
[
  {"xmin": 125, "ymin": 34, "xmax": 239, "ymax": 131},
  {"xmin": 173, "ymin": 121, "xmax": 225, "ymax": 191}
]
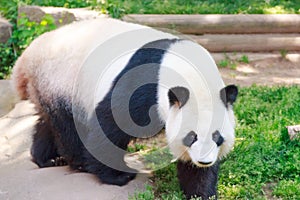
[
  {"xmin": 0, "ymin": 101, "xmax": 148, "ymax": 200},
  {"xmin": 0, "ymin": 80, "xmax": 19, "ymax": 117}
]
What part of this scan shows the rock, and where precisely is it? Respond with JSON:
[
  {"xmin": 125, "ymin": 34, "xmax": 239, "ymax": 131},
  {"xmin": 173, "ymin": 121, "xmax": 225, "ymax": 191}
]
[
  {"xmin": 0, "ymin": 80, "xmax": 20, "ymax": 117},
  {"xmin": 0, "ymin": 80, "xmax": 19, "ymax": 114},
  {"xmin": 287, "ymin": 125, "xmax": 300, "ymax": 140},
  {"xmin": 0, "ymin": 100, "xmax": 148, "ymax": 200},
  {"xmin": 18, "ymin": 5, "xmax": 102, "ymax": 27},
  {"xmin": 0, "ymin": 101, "xmax": 37, "ymax": 161},
  {"xmin": 18, "ymin": 5, "xmax": 75, "ymax": 27},
  {"xmin": 0, "ymin": 17, "xmax": 12, "ymax": 43}
]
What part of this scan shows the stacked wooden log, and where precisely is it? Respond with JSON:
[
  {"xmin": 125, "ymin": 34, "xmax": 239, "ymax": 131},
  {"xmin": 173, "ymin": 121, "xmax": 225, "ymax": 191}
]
[{"xmin": 123, "ymin": 14, "xmax": 300, "ymax": 52}]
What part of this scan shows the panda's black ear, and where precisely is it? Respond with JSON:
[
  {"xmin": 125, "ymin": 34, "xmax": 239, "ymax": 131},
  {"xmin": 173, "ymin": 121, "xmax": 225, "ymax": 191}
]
[
  {"xmin": 168, "ymin": 86, "xmax": 190, "ymax": 108},
  {"xmin": 220, "ymin": 85, "xmax": 238, "ymax": 106}
]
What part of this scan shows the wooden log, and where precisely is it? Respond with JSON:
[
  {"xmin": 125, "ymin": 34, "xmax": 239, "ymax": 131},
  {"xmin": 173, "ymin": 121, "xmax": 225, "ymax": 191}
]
[
  {"xmin": 187, "ymin": 34, "xmax": 300, "ymax": 52},
  {"xmin": 123, "ymin": 14, "xmax": 300, "ymax": 34},
  {"xmin": 211, "ymin": 52, "xmax": 300, "ymax": 63}
]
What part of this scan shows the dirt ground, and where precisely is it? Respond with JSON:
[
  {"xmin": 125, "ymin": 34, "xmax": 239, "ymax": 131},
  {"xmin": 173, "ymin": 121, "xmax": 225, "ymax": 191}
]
[{"xmin": 218, "ymin": 54, "xmax": 300, "ymax": 86}]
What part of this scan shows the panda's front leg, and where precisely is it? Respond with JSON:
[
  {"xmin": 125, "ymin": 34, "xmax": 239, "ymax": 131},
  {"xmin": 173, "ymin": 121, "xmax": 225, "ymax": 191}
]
[
  {"xmin": 83, "ymin": 149, "xmax": 137, "ymax": 186},
  {"xmin": 82, "ymin": 127, "xmax": 138, "ymax": 186},
  {"xmin": 177, "ymin": 160, "xmax": 220, "ymax": 200},
  {"xmin": 96, "ymin": 164, "xmax": 137, "ymax": 186}
]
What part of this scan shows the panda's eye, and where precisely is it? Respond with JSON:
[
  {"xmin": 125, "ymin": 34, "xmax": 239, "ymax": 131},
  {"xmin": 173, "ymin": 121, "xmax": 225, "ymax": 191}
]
[
  {"xmin": 212, "ymin": 130, "xmax": 224, "ymax": 147},
  {"xmin": 182, "ymin": 131, "xmax": 197, "ymax": 147}
]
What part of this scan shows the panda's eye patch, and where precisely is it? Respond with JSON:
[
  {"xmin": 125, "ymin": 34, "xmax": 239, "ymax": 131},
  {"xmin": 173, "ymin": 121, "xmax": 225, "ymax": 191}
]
[
  {"xmin": 182, "ymin": 131, "xmax": 198, "ymax": 147},
  {"xmin": 212, "ymin": 130, "xmax": 224, "ymax": 147}
]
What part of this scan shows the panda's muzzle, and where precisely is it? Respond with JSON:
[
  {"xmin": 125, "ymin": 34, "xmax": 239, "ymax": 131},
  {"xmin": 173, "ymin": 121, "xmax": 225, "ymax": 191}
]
[
  {"xmin": 183, "ymin": 131, "xmax": 223, "ymax": 167},
  {"xmin": 212, "ymin": 130, "xmax": 224, "ymax": 147}
]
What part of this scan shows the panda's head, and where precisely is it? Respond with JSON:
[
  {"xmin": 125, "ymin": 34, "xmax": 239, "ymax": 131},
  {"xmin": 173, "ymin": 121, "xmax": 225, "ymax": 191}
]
[{"xmin": 165, "ymin": 84, "xmax": 238, "ymax": 167}]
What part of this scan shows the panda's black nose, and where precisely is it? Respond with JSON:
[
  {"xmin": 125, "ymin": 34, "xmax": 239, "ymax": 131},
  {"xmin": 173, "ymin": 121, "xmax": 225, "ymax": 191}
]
[
  {"xmin": 198, "ymin": 161, "xmax": 212, "ymax": 165},
  {"xmin": 212, "ymin": 130, "xmax": 224, "ymax": 146}
]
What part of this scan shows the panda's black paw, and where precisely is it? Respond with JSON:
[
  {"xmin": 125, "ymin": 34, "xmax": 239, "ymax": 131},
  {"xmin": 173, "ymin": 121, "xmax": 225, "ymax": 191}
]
[
  {"xmin": 114, "ymin": 172, "xmax": 137, "ymax": 186},
  {"xmin": 99, "ymin": 171, "xmax": 137, "ymax": 186},
  {"xmin": 36, "ymin": 156, "xmax": 68, "ymax": 167},
  {"xmin": 52, "ymin": 156, "xmax": 68, "ymax": 166}
]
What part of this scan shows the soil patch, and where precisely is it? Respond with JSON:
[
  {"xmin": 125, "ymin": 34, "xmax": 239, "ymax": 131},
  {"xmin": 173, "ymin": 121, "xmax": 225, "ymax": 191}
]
[{"xmin": 220, "ymin": 57, "xmax": 300, "ymax": 86}]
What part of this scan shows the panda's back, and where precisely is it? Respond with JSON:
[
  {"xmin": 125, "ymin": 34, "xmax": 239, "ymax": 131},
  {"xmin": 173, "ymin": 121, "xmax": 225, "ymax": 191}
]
[{"xmin": 12, "ymin": 18, "xmax": 147, "ymax": 101}]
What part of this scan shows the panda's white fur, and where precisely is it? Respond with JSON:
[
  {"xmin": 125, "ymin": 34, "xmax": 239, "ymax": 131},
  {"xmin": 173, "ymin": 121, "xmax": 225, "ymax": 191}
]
[
  {"xmin": 12, "ymin": 17, "xmax": 147, "ymax": 103},
  {"xmin": 12, "ymin": 17, "xmax": 237, "ymax": 199}
]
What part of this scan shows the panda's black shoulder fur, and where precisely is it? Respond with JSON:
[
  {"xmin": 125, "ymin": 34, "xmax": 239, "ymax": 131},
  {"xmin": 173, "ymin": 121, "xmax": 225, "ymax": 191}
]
[
  {"xmin": 31, "ymin": 38, "xmax": 178, "ymax": 186},
  {"xmin": 95, "ymin": 38, "xmax": 177, "ymax": 141}
]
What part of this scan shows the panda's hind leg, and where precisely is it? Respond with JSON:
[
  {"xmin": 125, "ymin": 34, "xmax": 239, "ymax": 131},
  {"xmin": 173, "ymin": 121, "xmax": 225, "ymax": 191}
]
[{"xmin": 31, "ymin": 113, "xmax": 67, "ymax": 168}]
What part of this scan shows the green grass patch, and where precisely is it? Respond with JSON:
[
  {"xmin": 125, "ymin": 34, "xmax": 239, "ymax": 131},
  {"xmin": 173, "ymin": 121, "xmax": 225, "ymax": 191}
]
[
  {"xmin": 239, "ymin": 55, "xmax": 249, "ymax": 64},
  {"xmin": 218, "ymin": 59, "xmax": 230, "ymax": 68},
  {"xmin": 218, "ymin": 54, "xmax": 252, "ymax": 70},
  {"xmin": 2, "ymin": 0, "xmax": 300, "ymax": 18},
  {"xmin": 215, "ymin": 85, "xmax": 300, "ymax": 199},
  {"xmin": 273, "ymin": 178, "xmax": 300, "ymax": 199},
  {"xmin": 127, "ymin": 143, "xmax": 147, "ymax": 153},
  {"xmin": 133, "ymin": 85, "xmax": 300, "ymax": 199},
  {"xmin": 108, "ymin": 0, "xmax": 300, "ymax": 15},
  {"xmin": 130, "ymin": 184, "xmax": 155, "ymax": 200},
  {"xmin": 143, "ymin": 147, "xmax": 173, "ymax": 171}
]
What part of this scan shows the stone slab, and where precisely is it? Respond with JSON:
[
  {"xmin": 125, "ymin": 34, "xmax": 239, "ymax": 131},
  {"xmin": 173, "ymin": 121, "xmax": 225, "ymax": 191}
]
[
  {"xmin": 0, "ymin": 80, "xmax": 19, "ymax": 117},
  {"xmin": 0, "ymin": 101, "xmax": 148, "ymax": 200}
]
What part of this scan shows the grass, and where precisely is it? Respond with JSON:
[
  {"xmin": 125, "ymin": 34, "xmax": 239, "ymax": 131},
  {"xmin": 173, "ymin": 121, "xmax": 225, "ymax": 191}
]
[
  {"xmin": 108, "ymin": 0, "xmax": 300, "ymax": 15},
  {"xmin": 280, "ymin": 49, "xmax": 288, "ymax": 59},
  {"xmin": 273, "ymin": 179, "xmax": 300, "ymax": 198},
  {"xmin": 239, "ymin": 55, "xmax": 249, "ymax": 64},
  {"xmin": 143, "ymin": 147, "xmax": 173, "ymax": 171},
  {"xmin": 132, "ymin": 85, "xmax": 300, "ymax": 199},
  {"xmin": 218, "ymin": 54, "xmax": 248, "ymax": 69},
  {"xmin": 218, "ymin": 59, "xmax": 230, "ymax": 68},
  {"xmin": 217, "ymin": 54, "xmax": 252, "ymax": 69},
  {"xmin": 2, "ymin": 0, "xmax": 300, "ymax": 18}
]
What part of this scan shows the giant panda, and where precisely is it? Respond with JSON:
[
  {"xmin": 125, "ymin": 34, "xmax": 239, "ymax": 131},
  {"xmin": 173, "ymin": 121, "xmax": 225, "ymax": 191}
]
[{"xmin": 12, "ymin": 17, "xmax": 238, "ymax": 199}]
